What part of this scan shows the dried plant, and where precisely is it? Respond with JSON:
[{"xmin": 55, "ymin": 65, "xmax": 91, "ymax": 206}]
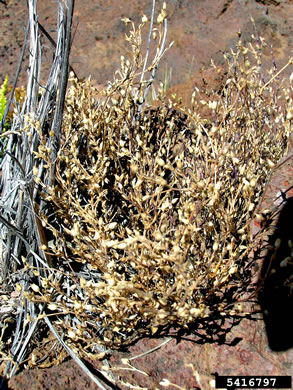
[
  {"xmin": 0, "ymin": 0, "xmax": 293, "ymax": 387},
  {"xmin": 26, "ymin": 30, "xmax": 293, "ymax": 351}
]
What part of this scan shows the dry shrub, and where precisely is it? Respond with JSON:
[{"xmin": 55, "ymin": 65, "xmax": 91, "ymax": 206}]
[{"xmin": 28, "ymin": 32, "xmax": 293, "ymax": 356}]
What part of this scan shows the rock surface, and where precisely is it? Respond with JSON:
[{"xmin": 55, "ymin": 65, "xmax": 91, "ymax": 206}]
[
  {"xmin": 1, "ymin": 0, "xmax": 293, "ymax": 389},
  {"xmin": 1, "ymin": 0, "xmax": 293, "ymax": 93}
]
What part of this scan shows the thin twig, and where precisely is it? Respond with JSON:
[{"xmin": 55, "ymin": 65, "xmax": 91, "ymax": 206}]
[
  {"xmin": 261, "ymin": 57, "xmax": 293, "ymax": 91},
  {"xmin": 0, "ymin": 18, "xmax": 30, "ymax": 133},
  {"xmin": 37, "ymin": 20, "xmax": 78, "ymax": 79},
  {"xmin": 142, "ymin": 18, "xmax": 168, "ymax": 105},
  {"xmin": 50, "ymin": 0, "xmax": 75, "ymax": 183},
  {"xmin": 9, "ymin": 305, "xmax": 41, "ymax": 377},
  {"xmin": 0, "ymin": 130, "xmax": 22, "ymax": 137},
  {"xmin": 135, "ymin": 0, "xmax": 156, "ymax": 103},
  {"xmin": 128, "ymin": 337, "xmax": 172, "ymax": 361},
  {"xmin": 44, "ymin": 316, "xmax": 111, "ymax": 390}
]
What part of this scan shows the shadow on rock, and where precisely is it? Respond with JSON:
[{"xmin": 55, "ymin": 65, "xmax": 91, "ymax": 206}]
[
  {"xmin": 258, "ymin": 195, "xmax": 293, "ymax": 351},
  {"xmin": 0, "ymin": 376, "xmax": 9, "ymax": 390}
]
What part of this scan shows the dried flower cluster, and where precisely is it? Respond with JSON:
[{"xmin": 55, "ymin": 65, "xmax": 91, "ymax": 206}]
[
  {"xmin": 1, "ymin": 8, "xmax": 293, "ymax": 369},
  {"xmin": 26, "ymin": 34, "xmax": 292, "ymax": 356}
]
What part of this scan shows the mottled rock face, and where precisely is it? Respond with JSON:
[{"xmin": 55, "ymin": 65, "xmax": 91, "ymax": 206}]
[
  {"xmin": 1, "ymin": 0, "xmax": 293, "ymax": 94},
  {"xmin": 2, "ymin": 1, "xmax": 293, "ymax": 389}
]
